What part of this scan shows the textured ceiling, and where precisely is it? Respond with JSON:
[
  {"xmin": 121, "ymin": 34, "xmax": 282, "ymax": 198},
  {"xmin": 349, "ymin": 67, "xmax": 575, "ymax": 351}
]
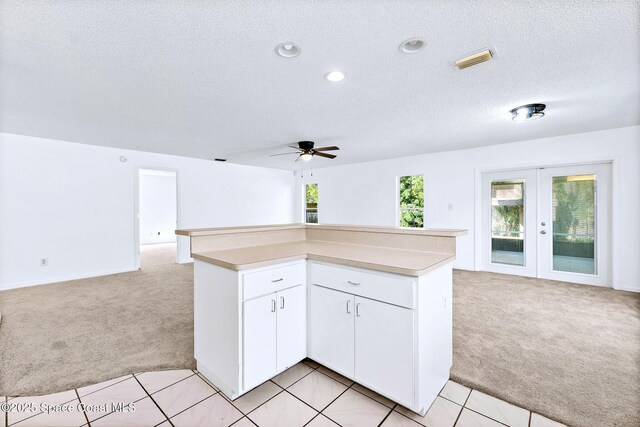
[{"xmin": 1, "ymin": 0, "xmax": 638, "ymax": 170}]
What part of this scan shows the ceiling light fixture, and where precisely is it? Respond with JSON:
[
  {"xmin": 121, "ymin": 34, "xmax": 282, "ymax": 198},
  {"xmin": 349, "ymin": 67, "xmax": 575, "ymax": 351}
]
[
  {"xmin": 510, "ymin": 103, "xmax": 546, "ymax": 121},
  {"xmin": 275, "ymin": 42, "xmax": 301, "ymax": 58},
  {"xmin": 399, "ymin": 37, "xmax": 425, "ymax": 53},
  {"xmin": 325, "ymin": 71, "xmax": 345, "ymax": 82},
  {"xmin": 299, "ymin": 152, "xmax": 313, "ymax": 162},
  {"xmin": 455, "ymin": 49, "xmax": 494, "ymax": 69}
]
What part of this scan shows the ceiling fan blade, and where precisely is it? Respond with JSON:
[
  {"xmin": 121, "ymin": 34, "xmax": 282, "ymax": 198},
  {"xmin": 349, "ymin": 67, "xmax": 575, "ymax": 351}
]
[
  {"xmin": 288, "ymin": 145, "xmax": 303, "ymax": 150},
  {"xmin": 313, "ymin": 152, "xmax": 337, "ymax": 159},
  {"xmin": 295, "ymin": 154, "xmax": 303, "ymax": 162},
  {"xmin": 314, "ymin": 146, "xmax": 340, "ymax": 152},
  {"xmin": 270, "ymin": 152, "xmax": 299, "ymax": 157}
]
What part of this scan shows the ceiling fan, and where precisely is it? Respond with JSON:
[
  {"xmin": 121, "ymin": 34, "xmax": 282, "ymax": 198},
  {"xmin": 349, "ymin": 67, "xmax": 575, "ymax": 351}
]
[{"xmin": 270, "ymin": 141, "xmax": 340, "ymax": 162}]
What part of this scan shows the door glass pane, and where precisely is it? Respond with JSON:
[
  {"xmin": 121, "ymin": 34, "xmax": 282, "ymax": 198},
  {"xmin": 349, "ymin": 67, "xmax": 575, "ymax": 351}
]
[
  {"xmin": 551, "ymin": 174, "xmax": 596, "ymax": 274},
  {"xmin": 491, "ymin": 180, "xmax": 525, "ymax": 266}
]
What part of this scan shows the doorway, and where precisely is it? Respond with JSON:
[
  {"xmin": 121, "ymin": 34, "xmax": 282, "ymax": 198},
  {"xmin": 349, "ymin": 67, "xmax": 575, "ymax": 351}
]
[
  {"xmin": 481, "ymin": 163, "xmax": 611, "ymax": 286},
  {"xmin": 137, "ymin": 169, "xmax": 178, "ymax": 269}
]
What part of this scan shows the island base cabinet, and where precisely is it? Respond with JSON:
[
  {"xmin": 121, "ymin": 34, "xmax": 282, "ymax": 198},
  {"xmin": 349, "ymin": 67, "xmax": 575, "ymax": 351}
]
[
  {"xmin": 243, "ymin": 294, "xmax": 278, "ymax": 391},
  {"xmin": 308, "ymin": 285, "xmax": 355, "ymax": 378},
  {"xmin": 276, "ymin": 285, "xmax": 307, "ymax": 372},
  {"xmin": 243, "ymin": 284, "xmax": 307, "ymax": 391},
  {"xmin": 354, "ymin": 297, "xmax": 414, "ymax": 408},
  {"xmin": 309, "ymin": 284, "xmax": 415, "ymax": 408}
]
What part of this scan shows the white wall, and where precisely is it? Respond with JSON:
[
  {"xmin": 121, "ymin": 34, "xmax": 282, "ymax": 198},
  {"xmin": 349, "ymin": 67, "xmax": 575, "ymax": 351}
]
[
  {"xmin": 296, "ymin": 126, "xmax": 640, "ymax": 292},
  {"xmin": 0, "ymin": 133, "xmax": 295, "ymax": 290},
  {"xmin": 139, "ymin": 170, "xmax": 177, "ymax": 245}
]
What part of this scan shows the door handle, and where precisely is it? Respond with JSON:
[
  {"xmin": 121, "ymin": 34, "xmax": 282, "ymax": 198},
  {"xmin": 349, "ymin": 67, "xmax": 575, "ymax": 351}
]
[
  {"xmin": 356, "ymin": 303, "xmax": 361, "ymax": 317},
  {"xmin": 346, "ymin": 300, "xmax": 351, "ymax": 313},
  {"xmin": 271, "ymin": 299, "xmax": 276, "ymax": 312},
  {"xmin": 540, "ymin": 230, "xmax": 547, "ymax": 234},
  {"xmin": 347, "ymin": 281, "xmax": 361, "ymax": 286},
  {"xmin": 271, "ymin": 278, "xmax": 284, "ymax": 283},
  {"xmin": 280, "ymin": 296, "xmax": 285, "ymax": 309}
]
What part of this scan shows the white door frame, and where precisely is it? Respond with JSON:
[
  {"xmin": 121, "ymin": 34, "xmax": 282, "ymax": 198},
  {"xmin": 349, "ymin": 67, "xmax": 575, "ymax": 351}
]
[
  {"xmin": 537, "ymin": 163, "xmax": 611, "ymax": 286},
  {"xmin": 134, "ymin": 166, "xmax": 181, "ymax": 269},
  {"xmin": 474, "ymin": 157, "xmax": 620, "ymax": 289},
  {"xmin": 480, "ymin": 169, "xmax": 538, "ymax": 277}
]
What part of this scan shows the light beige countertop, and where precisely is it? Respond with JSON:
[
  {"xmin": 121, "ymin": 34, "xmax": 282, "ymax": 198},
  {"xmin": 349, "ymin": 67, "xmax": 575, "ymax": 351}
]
[
  {"xmin": 177, "ymin": 223, "xmax": 467, "ymax": 237},
  {"xmin": 192, "ymin": 240, "xmax": 455, "ymax": 276}
]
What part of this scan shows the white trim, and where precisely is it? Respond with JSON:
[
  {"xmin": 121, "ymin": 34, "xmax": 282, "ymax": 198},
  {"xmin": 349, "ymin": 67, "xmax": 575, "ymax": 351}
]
[
  {"xmin": 1, "ymin": 268, "xmax": 138, "ymax": 291},
  {"xmin": 474, "ymin": 157, "xmax": 618, "ymax": 288},
  {"xmin": 134, "ymin": 165, "xmax": 180, "ymax": 268}
]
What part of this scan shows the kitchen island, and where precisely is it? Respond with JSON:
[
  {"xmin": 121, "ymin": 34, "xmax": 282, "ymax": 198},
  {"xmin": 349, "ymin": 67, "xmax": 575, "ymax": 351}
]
[{"xmin": 176, "ymin": 223, "xmax": 466, "ymax": 415}]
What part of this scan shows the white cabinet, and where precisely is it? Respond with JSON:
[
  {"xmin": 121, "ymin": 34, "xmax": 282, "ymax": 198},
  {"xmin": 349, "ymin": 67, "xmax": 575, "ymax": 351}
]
[
  {"xmin": 195, "ymin": 257, "xmax": 452, "ymax": 416},
  {"xmin": 194, "ymin": 260, "xmax": 306, "ymax": 399},
  {"xmin": 354, "ymin": 296, "xmax": 414, "ymax": 406},
  {"xmin": 308, "ymin": 285, "xmax": 355, "ymax": 378},
  {"xmin": 309, "ymin": 284, "xmax": 415, "ymax": 407},
  {"xmin": 308, "ymin": 261, "xmax": 452, "ymax": 415},
  {"xmin": 276, "ymin": 285, "xmax": 307, "ymax": 371},
  {"xmin": 243, "ymin": 284, "xmax": 306, "ymax": 390},
  {"xmin": 242, "ymin": 293, "xmax": 277, "ymax": 390}
]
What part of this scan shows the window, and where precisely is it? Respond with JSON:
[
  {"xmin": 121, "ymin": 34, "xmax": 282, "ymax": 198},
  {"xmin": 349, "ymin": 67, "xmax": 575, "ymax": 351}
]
[
  {"xmin": 399, "ymin": 175, "xmax": 424, "ymax": 228},
  {"xmin": 305, "ymin": 183, "xmax": 318, "ymax": 223}
]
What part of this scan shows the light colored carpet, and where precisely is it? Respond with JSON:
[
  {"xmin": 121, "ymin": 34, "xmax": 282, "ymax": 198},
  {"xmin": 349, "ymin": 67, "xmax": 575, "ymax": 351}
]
[
  {"xmin": 0, "ymin": 252, "xmax": 638, "ymax": 427},
  {"xmin": 140, "ymin": 242, "xmax": 178, "ymax": 269},
  {"xmin": 0, "ymin": 244, "xmax": 195, "ymax": 396},
  {"xmin": 452, "ymin": 270, "xmax": 640, "ymax": 427}
]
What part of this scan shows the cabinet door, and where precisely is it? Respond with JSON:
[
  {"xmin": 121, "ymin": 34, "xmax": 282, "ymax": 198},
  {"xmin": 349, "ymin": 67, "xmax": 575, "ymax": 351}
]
[
  {"xmin": 276, "ymin": 285, "xmax": 307, "ymax": 371},
  {"xmin": 354, "ymin": 296, "xmax": 415, "ymax": 407},
  {"xmin": 308, "ymin": 285, "xmax": 355, "ymax": 378},
  {"xmin": 243, "ymin": 294, "xmax": 277, "ymax": 390}
]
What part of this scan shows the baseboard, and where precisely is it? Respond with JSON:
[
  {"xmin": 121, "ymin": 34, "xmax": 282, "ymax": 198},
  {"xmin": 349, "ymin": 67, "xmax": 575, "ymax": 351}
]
[
  {"xmin": 0, "ymin": 268, "xmax": 138, "ymax": 292},
  {"xmin": 618, "ymin": 286, "xmax": 640, "ymax": 293}
]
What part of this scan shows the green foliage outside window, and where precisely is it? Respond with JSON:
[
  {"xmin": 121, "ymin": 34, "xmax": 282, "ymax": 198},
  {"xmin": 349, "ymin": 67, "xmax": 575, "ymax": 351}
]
[
  {"xmin": 306, "ymin": 183, "xmax": 318, "ymax": 206},
  {"xmin": 305, "ymin": 183, "xmax": 318, "ymax": 223},
  {"xmin": 399, "ymin": 175, "xmax": 424, "ymax": 228},
  {"xmin": 552, "ymin": 177, "xmax": 595, "ymax": 244}
]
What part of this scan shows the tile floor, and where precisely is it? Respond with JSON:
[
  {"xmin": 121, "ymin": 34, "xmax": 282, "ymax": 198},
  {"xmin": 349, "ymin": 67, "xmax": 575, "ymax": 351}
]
[{"xmin": 2, "ymin": 360, "xmax": 567, "ymax": 427}]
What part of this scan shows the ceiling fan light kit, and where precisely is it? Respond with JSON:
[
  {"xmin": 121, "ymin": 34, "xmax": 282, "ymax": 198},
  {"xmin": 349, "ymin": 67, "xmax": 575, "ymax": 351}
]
[{"xmin": 270, "ymin": 141, "xmax": 340, "ymax": 162}]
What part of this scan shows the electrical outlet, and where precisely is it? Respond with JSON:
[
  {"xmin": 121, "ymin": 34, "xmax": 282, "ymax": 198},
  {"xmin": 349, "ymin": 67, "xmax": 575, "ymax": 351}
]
[
  {"xmin": 448, "ymin": 203, "xmax": 454, "ymax": 211},
  {"xmin": 40, "ymin": 258, "xmax": 48, "ymax": 267}
]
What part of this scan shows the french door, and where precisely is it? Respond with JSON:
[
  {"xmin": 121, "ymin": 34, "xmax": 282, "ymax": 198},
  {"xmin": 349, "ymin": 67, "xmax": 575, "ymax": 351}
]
[{"xmin": 481, "ymin": 163, "xmax": 611, "ymax": 286}]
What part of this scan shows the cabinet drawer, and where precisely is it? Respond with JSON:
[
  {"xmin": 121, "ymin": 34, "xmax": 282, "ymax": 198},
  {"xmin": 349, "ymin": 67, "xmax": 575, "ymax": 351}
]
[
  {"xmin": 309, "ymin": 262, "xmax": 415, "ymax": 308},
  {"xmin": 243, "ymin": 262, "xmax": 306, "ymax": 300}
]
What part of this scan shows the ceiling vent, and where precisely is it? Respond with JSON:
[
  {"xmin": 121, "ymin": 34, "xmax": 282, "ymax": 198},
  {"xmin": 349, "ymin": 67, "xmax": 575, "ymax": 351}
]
[{"xmin": 455, "ymin": 49, "xmax": 494, "ymax": 70}]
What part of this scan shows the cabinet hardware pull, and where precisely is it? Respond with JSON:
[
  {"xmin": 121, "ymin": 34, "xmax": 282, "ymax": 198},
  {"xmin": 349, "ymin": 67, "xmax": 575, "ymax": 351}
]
[
  {"xmin": 346, "ymin": 300, "xmax": 351, "ymax": 313},
  {"xmin": 347, "ymin": 281, "xmax": 361, "ymax": 286},
  {"xmin": 271, "ymin": 278, "xmax": 284, "ymax": 283},
  {"xmin": 271, "ymin": 299, "xmax": 276, "ymax": 312},
  {"xmin": 356, "ymin": 303, "xmax": 361, "ymax": 317},
  {"xmin": 280, "ymin": 296, "xmax": 285, "ymax": 309}
]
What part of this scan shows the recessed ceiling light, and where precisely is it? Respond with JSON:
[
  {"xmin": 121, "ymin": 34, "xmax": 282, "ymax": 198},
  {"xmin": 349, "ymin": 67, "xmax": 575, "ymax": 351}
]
[
  {"xmin": 325, "ymin": 71, "xmax": 345, "ymax": 82},
  {"xmin": 275, "ymin": 42, "xmax": 301, "ymax": 58},
  {"xmin": 455, "ymin": 49, "xmax": 494, "ymax": 69},
  {"xmin": 399, "ymin": 37, "xmax": 425, "ymax": 53},
  {"xmin": 510, "ymin": 104, "xmax": 546, "ymax": 121}
]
